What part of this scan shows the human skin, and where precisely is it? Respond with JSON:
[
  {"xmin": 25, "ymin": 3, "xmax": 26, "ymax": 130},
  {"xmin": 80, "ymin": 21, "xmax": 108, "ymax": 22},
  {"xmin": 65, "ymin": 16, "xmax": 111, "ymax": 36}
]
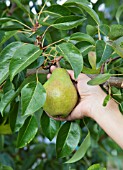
[{"xmin": 47, "ymin": 66, "xmax": 123, "ymax": 149}]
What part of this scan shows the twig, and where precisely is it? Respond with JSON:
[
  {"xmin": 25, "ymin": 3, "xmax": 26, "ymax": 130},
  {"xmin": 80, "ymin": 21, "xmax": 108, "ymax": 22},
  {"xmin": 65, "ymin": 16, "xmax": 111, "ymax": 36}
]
[{"xmin": 26, "ymin": 69, "xmax": 123, "ymax": 89}]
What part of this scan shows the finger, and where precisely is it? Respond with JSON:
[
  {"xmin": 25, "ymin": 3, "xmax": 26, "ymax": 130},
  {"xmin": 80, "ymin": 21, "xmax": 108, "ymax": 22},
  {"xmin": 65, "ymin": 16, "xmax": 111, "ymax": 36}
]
[
  {"xmin": 47, "ymin": 73, "xmax": 51, "ymax": 79},
  {"xmin": 50, "ymin": 65, "xmax": 57, "ymax": 73},
  {"xmin": 67, "ymin": 70, "xmax": 76, "ymax": 81},
  {"xmin": 66, "ymin": 103, "xmax": 84, "ymax": 121}
]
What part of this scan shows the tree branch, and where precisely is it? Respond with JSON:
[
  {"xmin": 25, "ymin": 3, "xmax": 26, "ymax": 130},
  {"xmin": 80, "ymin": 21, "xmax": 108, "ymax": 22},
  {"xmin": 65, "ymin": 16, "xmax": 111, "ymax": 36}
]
[{"xmin": 27, "ymin": 69, "xmax": 123, "ymax": 89}]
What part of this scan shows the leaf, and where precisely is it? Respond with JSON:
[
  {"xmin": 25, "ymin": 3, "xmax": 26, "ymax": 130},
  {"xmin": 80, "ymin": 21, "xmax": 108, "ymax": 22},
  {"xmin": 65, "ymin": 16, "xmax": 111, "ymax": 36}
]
[
  {"xmin": 70, "ymin": 32, "xmax": 95, "ymax": 45},
  {"xmin": 41, "ymin": 112, "xmax": 60, "ymax": 141},
  {"xmin": 0, "ymin": 41, "xmax": 23, "ymax": 63},
  {"xmin": 21, "ymin": 81, "xmax": 46, "ymax": 116},
  {"xmin": 86, "ymin": 25, "xmax": 97, "ymax": 36},
  {"xmin": 87, "ymin": 164, "xmax": 106, "ymax": 170},
  {"xmin": 99, "ymin": 24, "xmax": 110, "ymax": 36},
  {"xmin": 52, "ymin": 16, "xmax": 86, "ymax": 30},
  {"xmin": 65, "ymin": 1, "xmax": 100, "ymax": 25},
  {"xmin": 0, "ymin": 61, "xmax": 9, "ymax": 85},
  {"xmin": 108, "ymin": 25, "xmax": 123, "ymax": 40},
  {"xmin": 88, "ymin": 51, "xmax": 96, "ymax": 69},
  {"xmin": 66, "ymin": 132, "xmax": 91, "ymax": 163},
  {"xmin": 0, "ymin": 164, "xmax": 13, "ymax": 170},
  {"xmin": 0, "ymin": 135, "xmax": 4, "ymax": 150},
  {"xmin": 17, "ymin": 116, "xmax": 38, "ymax": 148},
  {"xmin": 66, "ymin": 0, "xmax": 91, "ymax": 5},
  {"xmin": 44, "ymin": 5, "xmax": 70, "ymax": 17},
  {"xmin": 9, "ymin": 102, "xmax": 19, "ymax": 132},
  {"xmin": 56, "ymin": 122, "xmax": 81, "ymax": 158},
  {"xmin": 112, "ymin": 37, "xmax": 123, "ymax": 58},
  {"xmin": 9, "ymin": 44, "xmax": 42, "ymax": 81},
  {"xmin": 103, "ymin": 95, "xmax": 111, "ymax": 107},
  {"xmin": 0, "ymin": 17, "xmax": 11, "ymax": 23},
  {"xmin": 76, "ymin": 42, "xmax": 94, "ymax": 56},
  {"xmin": 13, "ymin": 0, "xmax": 29, "ymax": 14},
  {"xmin": 0, "ymin": 31, "xmax": 17, "ymax": 46},
  {"xmin": 96, "ymin": 40, "xmax": 113, "ymax": 68},
  {"xmin": 57, "ymin": 43, "xmax": 83, "ymax": 78},
  {"xmin": 0, "ymin": 90, "xmax": 15, "ymax": 116},
  {"xmin": 0, "ymin": 122, "xmax": 12, "ymax": 135},
  {"xmin": 0, "ymin": 42, "xmax": 23, "ymax": 85},
  {"xmin": 116, "ymin": 4, "xmax": 123, "ymax": 24},
  {"xmin": 87, "ymin": 74, "xmax": 111, "ymax": 85}
]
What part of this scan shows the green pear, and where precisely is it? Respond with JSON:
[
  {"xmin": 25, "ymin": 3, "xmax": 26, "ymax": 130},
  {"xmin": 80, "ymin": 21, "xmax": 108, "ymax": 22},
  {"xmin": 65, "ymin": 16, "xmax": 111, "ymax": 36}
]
[{"xmin": 43, "ymin": 68, "xmax": 78, "ymax": 118}]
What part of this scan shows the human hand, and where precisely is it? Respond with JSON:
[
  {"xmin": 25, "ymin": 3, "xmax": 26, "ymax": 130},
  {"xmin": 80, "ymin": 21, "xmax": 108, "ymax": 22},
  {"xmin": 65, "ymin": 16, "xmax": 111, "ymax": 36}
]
[{"xmin": 47, "ymin": 66, "xmax": 106, "ymax": 121}]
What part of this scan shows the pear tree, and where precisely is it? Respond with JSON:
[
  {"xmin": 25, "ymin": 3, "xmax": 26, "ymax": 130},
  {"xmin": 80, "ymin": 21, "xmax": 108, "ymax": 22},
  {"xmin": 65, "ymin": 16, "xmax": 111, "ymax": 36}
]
[{"xmin": 0, "ymin": 0, "xmax": 123, "ymax": 169}]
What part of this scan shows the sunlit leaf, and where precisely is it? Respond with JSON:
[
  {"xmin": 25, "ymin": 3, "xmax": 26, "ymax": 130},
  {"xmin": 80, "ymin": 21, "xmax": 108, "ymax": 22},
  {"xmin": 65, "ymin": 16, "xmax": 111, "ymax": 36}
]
[
  {"xmin": 65, "ymin": 1, "xmax": 100, "ymax": 25},
  {"xmin": 17, "ymin": 116, "xmax": 38, "ymax": 148},
  {"xmin": 52, "ymin": 16, "xmax": 86, "ymax": 30},
  {"xmin": 70, "ymin": 32, "xmax": 95, "ymax": 45},
  {"xmin": 21, "ymin": 81, "xmax": 46, "ymax": 116},
  {"xmin": 87, "ymin": 74, "xmax": 111, "ymax": 85},
  {"xmin": 9, "ymin": 44, "xmax": 42, "ymax": 81},
  {"xmin": 57, "ymin": 42, "xmax": 83, "ymax": 78},
  {"xmin": 66, "ymin": 132, "xmax": 91, "ymax": 163},
  {"xmin": 56, "ymin": 122, "xmax": 81, "ymax": 158}
]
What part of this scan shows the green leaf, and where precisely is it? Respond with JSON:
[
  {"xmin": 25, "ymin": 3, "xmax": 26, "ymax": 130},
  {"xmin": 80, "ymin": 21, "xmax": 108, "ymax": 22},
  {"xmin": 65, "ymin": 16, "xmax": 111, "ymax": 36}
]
[
  {"xmin": 0, "ymin": 124, "xmax": 12, "ymax": 135},
  {"xmin": 87, "ymin": 164, "xmax": 106, "ymax": 170},
  {"xmin": 0, "ymin": 61, "xmax": 9, "ymax": 85},
  {"xmin": 0, "ymin": 42, "xmax": 23, "ymax": 63},
  {"xmin": 99, "ymin": 24, "xmax": 110, "ymax": 36},
  {"xmin": 41, "ymin": 112, "xmax": 60, "ymax": 141},
  {"xmin": 0, "ymin": 135, "xmax": 4, "ymax": 150},
  {"xmin": 88, "ymin": 51, "xmax": 96, "ymax": 69},
  {"xmin": 0, "ymin": 90, "xmax": 15, "ymax": 116},
  {"xmin": 65, "ymin": 1, "xmax": 100, "ymax": 25},
  {"xmin": 56, "ymin": 122, "xmax": 81, "ymax": 158},
  {"xmin": 0, "ymin": 24, "xmax": 24, "ymax": 31},
  {"xmin": 9, "ymin": 44, "xmax": 42, "ymax": 81},
  {"xmin": 0, "ymin": 42, "xmax": 23, "ymax": 85},
  {"xmin": 0, "ymin": 17, "xmax": 11, "ymax": 23},
  {"xmin": 116, "ymin": 4, "xmax": 123, "ymax": 24},
  {"xmin": 86, "ymin": 25, "xmax": 97, "ymax": 36},
  {"xmin": 13, "ymin": 0, "xmax": 30, "ymax": 14},
  {"xmin": 44, "ymin": 5, "xmax": 70, "ymax": 17},
  {"xmin": 52, "ymin": 16, "xmax": 86, "ymax": 30},
  {"xmin": 9, "ymin": 102, "xmax": 19, "ymax": 132},
  {"xmin": 17, "ymin": 116, "xmax": 38, "ymax": 148},
  {"xmin": 76, "ymin": 42, "xmax": 94, "ymax": 56},
  {"xmin": 66, "ymin": 132, "xmax": 91, "ymax": 163},
  {"xmin": 0, "ymin": 163, "xmax": 13, "ymax": 170},
  {"xmin": 108, "ymin": 25, "xmax": 123, "ymax": 40},
  {"xmin": 112, "ymin": 37, "xmax": 123, "ymax": 58},
  {"xmin": 70, "ymin": 32, "xmax": 95, "ymax": 45},
  {"xmin": 66, "ymin": 0, "xmax": 91, "ymax": 5},
  {"xmin": 57, "ymin": 42, "xmax": 83, "ymax": 78},
  {"xmin": 103, "ymin": 95, "xmax": 111, "ymax": 107},
  {"xmin": 96, "ymin": 40, "xmax": 113, "ymax": 68},
  {"xmin": 21, "ymin": 81, "xmax": 46, "ymax": 116},
  {"xmin": 0, "ymin": 31, "xmax": 17, "ymax": 46},
  {"xmin": 87, "ymin": 74, "xmax": 111, "ymax": 85}
]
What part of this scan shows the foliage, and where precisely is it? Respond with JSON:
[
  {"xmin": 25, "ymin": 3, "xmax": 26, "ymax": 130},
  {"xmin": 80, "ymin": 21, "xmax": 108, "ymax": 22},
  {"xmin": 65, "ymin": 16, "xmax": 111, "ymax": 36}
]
[{"xmin": 0, "ymin": 0, "xmax": 123, "ymax": 169}]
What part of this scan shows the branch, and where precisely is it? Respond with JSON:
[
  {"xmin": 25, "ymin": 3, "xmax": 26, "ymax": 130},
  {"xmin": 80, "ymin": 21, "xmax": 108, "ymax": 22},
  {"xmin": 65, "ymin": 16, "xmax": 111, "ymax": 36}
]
[{"xmin": 27, "ymin": 69, "xmax": 123, "ymax": 89}]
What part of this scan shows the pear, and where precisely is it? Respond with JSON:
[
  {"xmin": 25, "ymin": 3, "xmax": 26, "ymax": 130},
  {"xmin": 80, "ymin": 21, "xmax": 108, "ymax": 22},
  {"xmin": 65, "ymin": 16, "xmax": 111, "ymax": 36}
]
[{"xmin": 43, "ymin": 68, "xmax": 78, "ymax": 118}]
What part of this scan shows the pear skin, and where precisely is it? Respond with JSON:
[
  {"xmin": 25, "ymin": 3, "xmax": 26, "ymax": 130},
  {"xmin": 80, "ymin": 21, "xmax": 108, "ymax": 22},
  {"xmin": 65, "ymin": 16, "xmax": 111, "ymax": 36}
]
[{"xmin": 43, "ymin": 68, "xmax": 78, "ymax": 118}]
